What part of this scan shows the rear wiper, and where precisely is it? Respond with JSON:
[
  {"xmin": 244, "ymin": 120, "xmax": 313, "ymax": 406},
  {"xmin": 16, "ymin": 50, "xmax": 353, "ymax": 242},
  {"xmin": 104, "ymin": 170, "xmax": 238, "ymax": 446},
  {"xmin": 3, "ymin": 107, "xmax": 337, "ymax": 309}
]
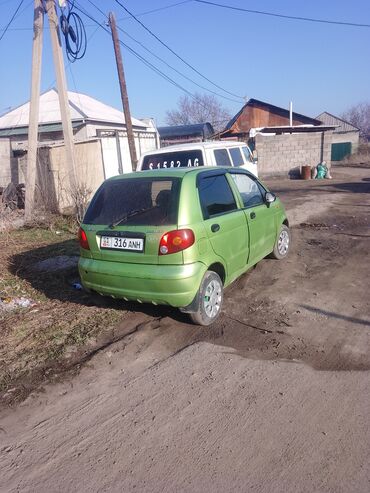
[{"xmin": 109, "ymin": 207, "xmax": 153, "ymax": 228}]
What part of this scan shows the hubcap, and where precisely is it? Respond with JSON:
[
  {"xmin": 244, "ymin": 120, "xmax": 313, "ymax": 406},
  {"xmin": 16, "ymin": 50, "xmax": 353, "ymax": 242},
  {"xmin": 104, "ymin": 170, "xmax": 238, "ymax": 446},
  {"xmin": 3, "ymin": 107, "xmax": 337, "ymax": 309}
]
[
  {"xmin": 278, "ymin": 230, "xmax": 290, "ymax": 255},
  {"xmin": 203, "ymin": 279, "xmax": 222, "ymax": 319}
]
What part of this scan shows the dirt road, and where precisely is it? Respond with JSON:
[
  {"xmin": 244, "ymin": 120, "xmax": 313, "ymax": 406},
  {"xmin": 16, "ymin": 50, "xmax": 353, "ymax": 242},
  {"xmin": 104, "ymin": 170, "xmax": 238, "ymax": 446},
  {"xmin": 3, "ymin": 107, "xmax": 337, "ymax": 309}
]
[{"xmin": 1, "ymin": 166, "xmax": 369, "ymax": 492}]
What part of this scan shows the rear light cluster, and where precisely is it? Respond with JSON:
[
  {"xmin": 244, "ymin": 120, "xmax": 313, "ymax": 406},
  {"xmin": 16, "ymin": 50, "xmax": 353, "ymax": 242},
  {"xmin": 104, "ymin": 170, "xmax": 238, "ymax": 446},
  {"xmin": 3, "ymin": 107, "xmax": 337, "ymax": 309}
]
[
  {"xmin": 78, "ymin": 227, "xmax": 90, "ymax": 250},
  {"xmin": 159, "ymin": 229, "xmax": 195, "ymax": 255}
]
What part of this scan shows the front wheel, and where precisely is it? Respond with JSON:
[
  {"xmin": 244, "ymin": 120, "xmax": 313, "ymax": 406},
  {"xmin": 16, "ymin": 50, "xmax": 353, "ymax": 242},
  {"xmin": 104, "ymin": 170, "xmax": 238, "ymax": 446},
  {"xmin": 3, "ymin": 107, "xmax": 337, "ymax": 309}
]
[
  {"xmin": 188, "ymin": 271, "xmax": 223, "ymax": 326},
  {"xmin": 270, "ymin": 224, "xmax": 291, "ymax": 260}
]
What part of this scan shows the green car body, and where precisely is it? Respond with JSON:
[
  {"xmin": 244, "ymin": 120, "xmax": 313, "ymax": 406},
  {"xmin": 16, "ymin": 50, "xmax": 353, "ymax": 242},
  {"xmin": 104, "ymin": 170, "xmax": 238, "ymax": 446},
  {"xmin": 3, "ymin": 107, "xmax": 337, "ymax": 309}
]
[{"xmin": 79, "ymin": 167, "xmax": 289, "ymax": 321}]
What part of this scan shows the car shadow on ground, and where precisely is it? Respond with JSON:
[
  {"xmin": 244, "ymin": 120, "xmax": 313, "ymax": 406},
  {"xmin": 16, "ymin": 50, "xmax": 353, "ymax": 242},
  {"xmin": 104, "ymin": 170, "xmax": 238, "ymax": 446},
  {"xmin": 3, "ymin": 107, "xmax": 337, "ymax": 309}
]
[{"xmin": 10, "ymin": 238, "xmax": 189, "ymax": 322}]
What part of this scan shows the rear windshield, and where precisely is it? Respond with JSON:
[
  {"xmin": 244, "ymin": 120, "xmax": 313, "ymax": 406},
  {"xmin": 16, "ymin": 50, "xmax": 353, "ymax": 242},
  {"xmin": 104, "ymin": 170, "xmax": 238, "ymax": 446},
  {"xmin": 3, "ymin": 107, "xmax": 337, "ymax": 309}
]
[
  {"xmin": 141, "ymin": 150, "xmax": 204, "ymax": 170},
  {"xmin": 84, "ymin": 177, "xmax": 181, "ymax": 226}
]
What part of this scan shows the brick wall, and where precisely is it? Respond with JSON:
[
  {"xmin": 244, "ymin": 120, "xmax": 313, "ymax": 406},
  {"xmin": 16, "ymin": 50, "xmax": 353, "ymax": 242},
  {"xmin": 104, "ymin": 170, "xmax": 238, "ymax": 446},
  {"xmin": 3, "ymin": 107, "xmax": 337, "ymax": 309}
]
[
  {"xmin": 255, "ymin": 131, "xmax": 333, "ymax": 177},
  {"xmin": 0, "ymin": 138, "xmax": 11, "ymax": 187}
]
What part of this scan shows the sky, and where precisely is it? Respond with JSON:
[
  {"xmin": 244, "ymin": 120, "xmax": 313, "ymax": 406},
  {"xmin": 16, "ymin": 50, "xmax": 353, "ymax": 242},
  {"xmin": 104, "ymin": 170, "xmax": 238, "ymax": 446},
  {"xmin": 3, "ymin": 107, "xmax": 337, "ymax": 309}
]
[{"xmin": 0, "ymin": 0, "xmax": 369, "ymax": 126}]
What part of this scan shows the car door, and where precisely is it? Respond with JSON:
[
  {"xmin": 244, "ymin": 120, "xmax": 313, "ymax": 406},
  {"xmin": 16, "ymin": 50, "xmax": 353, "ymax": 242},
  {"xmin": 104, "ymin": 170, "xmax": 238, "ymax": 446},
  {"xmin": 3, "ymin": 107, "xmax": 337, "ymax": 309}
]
[
  {"xmin": 198, "ymin": 171, "xmax": 249, "ymax": 278},
  {"xmin": 229, "ymin": 171, "xmax": 276, "ymax": 265}
]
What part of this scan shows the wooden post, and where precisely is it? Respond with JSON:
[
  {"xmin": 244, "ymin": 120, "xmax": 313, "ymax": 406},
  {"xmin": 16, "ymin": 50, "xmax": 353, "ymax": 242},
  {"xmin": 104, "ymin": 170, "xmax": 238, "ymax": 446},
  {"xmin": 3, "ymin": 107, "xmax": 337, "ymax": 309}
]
[
  {"xmin": 25, "ymin": 0, "xmax": 44, "ymax": 223},
  {"xmin": 46, "ymin": 0, "xmax": 77, "ymax": 190},
  {"xmin": 109, "ymin": 12, "xmax": 137, "ymax": 171}
]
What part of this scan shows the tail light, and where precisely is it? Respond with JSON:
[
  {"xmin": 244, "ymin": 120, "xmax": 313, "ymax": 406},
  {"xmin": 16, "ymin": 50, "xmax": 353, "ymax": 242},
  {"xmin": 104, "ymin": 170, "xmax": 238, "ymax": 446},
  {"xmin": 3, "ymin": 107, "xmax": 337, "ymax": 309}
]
[
  {"xmin": 159, "ymin": 229, "xmax": 195, "ymax": 255},
  {"xmin": 78, "ymin": 227, "xmax": 90, "ymax": 250}
]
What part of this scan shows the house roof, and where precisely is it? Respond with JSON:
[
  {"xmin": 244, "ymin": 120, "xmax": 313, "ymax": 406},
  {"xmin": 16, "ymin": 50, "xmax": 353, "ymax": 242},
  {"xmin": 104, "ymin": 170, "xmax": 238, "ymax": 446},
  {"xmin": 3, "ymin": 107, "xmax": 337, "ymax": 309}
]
[
  {"xmin": 224, "ymin": 98, "xmax": 322, "ymax": 132},
  {"xmin": 316, "ymin": 111, "xmax": 360, "ymax": 133},
  {"xmin": 0, "ymin": 88, "xmax": 147, "ymax": 131},
  {"xmin": 158, "ymin": 122, "xmax": 214, "ymax": 139}
]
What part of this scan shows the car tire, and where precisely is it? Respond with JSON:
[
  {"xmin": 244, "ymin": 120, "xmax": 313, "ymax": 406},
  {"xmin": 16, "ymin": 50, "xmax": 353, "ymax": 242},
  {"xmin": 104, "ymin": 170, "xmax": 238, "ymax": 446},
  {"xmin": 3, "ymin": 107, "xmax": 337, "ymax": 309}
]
[
  {"xmin": 188, "ymin": 271, "xmax": 223, "ymax": 326},
  {"xmin": 270, "ymin": 224, "xmax": 291, "ymax": 260}
]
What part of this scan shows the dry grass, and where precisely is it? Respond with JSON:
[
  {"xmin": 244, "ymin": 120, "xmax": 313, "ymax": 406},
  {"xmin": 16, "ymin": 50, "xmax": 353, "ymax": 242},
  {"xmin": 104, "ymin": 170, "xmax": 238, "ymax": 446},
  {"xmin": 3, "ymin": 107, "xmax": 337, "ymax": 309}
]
[{"xmin": 0, "ymin": 218, "xmax": 127, "ymax": 405}]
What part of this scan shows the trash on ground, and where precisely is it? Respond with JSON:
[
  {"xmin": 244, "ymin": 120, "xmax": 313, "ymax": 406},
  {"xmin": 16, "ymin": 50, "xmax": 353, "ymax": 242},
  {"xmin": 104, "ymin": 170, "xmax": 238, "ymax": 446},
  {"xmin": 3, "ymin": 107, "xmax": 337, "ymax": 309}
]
[
  {"xmin": 0, "ymin": 296, "xmax": 36, "ymax": 312},
  {"xmin": 72, "ymin": 282, "xmax": 82, "ymax": 290}
]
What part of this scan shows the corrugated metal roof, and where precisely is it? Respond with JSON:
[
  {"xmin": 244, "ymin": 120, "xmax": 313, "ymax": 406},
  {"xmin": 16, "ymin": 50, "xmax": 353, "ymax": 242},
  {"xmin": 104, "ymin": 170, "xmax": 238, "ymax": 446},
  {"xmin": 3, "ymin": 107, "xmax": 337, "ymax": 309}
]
[
  {"xmin": 316, "ymin": 112, "xmax": 360, "ymax": 133},
  {"xmin": 158, "ymin": 122, "xmax": 214, "ymax": 139},
  {"xmin": 0, "ymin": 88, "xmax": 147, "ymax": 130}
]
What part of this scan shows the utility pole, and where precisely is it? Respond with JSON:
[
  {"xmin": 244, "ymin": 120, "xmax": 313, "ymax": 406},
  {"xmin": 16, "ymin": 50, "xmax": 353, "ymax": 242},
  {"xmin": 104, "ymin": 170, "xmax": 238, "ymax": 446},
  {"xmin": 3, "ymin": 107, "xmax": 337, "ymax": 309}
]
[
  {"xmin": 46, "ymin": 0, "xmax": 77, "ymax": 190},
  {"xmin": 109, "ymin": 12, "xmax": 137, "ymax": 171},
  {"xmin": 25, "ymin": 0, "xmax": 44, "ymax": 223}
]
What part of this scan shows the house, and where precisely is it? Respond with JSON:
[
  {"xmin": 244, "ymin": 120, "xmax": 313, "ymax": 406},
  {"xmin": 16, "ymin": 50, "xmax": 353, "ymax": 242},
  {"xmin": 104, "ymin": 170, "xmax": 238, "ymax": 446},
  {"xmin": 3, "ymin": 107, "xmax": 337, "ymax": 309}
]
[
  {"xmin": 0, "ymin": 88, "xmax": 159, "ymax": 187},
  {"xmin": 219, "ymin": 98, "xmax": 322, "ymax": 140},
  {"xmin": 316, "ymin": 112, "xmax": 360, "ymax": 161},
  {"xmin": 218, "ymin": 98, "xmax": 335, "ymax": 177},
  {"xmin": 158, "ymin": 123, "xmax": 214, "ymax": 147}
]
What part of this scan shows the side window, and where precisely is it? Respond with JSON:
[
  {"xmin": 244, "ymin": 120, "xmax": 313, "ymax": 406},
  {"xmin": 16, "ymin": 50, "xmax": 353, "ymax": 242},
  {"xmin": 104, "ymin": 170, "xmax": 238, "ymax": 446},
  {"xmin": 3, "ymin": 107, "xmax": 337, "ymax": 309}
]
[
  {"xmin": 241, "ymin": 146, "xmax": 253, "ymax": 163},
  {"xmin": 229, "ymin": 147, "xmax": 244, "ymax": 167},
  {"xmin": 230, "ymin": 173, "xmax": 264, "ymax": 208},
  {"xmin": 214, "ymin": 149, "xmax": 232, "ymax": 167},
  {"xmin": 199, "ymin": 174, "xmax": 237, "ymax": 218}
]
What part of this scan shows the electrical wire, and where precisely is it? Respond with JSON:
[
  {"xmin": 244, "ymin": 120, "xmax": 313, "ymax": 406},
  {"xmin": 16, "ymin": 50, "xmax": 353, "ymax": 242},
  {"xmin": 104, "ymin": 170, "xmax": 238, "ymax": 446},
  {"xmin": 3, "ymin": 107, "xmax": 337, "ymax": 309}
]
[
  {"xmin": 73, "ymin": 3, "xmax": 226, "ymax": 114},
  {"xmin": 113, "ymin": 0, "xmax": 244, "ymax": 99},
  {"xmin": 84, "ymin": 0, "xmax": 242, "ymax": 104},
  {"xmin": 194, "ymin": 0, "xmax": 370, "ymax": 29},
  {"xmin": 59, "ymin": 0, "xmax": 87, "ymax": 62},
  {"xmin": 117, "ymin": 0, "xmax": 193, "ymax": 22},
  {"xmin": 0, "ymin": 0, "xmax": 25, "ymax": 41}
]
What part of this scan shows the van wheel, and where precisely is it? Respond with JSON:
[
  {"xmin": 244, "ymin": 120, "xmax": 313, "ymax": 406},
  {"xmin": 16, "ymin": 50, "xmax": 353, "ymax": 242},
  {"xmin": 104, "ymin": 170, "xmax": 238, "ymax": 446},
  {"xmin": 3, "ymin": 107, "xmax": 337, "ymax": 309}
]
[
  {"xmin": 188, "ymin": 271, "xmax": 223, "ymax": 326},
  {"xmin": 271, "ymin": 224, "xmax": 291, "ymax": 259}
]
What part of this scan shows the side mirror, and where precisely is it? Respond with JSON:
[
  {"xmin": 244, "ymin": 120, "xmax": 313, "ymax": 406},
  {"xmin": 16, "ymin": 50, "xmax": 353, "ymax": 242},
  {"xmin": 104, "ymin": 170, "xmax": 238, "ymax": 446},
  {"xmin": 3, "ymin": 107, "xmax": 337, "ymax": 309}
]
[{"xmin": 265, "ymin": 192, "xmax": 276, "ymax": 206}]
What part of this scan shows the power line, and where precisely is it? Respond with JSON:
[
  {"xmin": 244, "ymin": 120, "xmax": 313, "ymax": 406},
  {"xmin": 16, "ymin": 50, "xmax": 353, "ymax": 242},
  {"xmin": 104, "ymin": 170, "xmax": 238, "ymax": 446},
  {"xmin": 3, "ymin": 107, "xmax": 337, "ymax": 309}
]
[
  {"xmin": 0, "ymin": 0, "xmax": 25, "ymax": 41},
  {"xmin": 117, "ymin": 0, "xmax": 193, "ymax": 22},
  {"xmin": 113, "ymin": 0, "xmax": 243, "ymax": 99},
  {"xmin": 194, "ymin": 0, "xmax": 370, "ymax": 29},
  {"xmin": 73, "ymin": 3, "xmax": 228, "ymax": 114},
  {"xmin": 84, "ymin": 0, "xmax": 242, "ymax": 103}
]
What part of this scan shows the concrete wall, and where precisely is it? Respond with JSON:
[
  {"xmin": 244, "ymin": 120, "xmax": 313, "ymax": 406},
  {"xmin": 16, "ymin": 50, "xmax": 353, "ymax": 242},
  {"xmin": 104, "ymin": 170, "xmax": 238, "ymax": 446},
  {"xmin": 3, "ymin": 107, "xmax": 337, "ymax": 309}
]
[
  {"xmin": 331, "ymin": 131, "xmax": 359, "ymax": 153},
  {"xmin": 0, "ymin": 138, "xmax": 12, "ymax": 187},
  {"xmin": 34, "ymin": 140, "xmax": 105, "ymax": 214},
  {"xmin": 255, "ymin": 131, "xmax": 333, "ymax": 177}
]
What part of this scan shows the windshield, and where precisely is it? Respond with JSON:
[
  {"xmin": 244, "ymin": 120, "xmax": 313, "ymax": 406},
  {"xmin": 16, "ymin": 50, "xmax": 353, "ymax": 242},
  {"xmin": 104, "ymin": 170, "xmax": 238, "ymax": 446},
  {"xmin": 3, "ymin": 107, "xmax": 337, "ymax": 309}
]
[
  {"xmin": 84, "ymin": 177, "xmax": 181, "ymax": 226},
  {"xmin": 141, "ymin": 150, "xmax": 204, "ymax": 170}
]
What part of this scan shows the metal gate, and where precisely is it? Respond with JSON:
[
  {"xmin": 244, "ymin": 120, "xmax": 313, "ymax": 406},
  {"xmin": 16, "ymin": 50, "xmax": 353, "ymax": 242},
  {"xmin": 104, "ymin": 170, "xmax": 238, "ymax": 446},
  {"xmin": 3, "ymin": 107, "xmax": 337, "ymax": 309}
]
[{"xmin": 331, "ymin": 142, "xmax": 351, "ymax": 161}]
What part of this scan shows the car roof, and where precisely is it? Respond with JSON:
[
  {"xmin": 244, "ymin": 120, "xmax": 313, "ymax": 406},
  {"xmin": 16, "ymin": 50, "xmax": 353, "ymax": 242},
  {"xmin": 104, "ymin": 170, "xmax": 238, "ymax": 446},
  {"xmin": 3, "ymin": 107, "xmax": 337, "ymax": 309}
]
[
  {"xmin": 138, "ymin": 140, "xmax": 249, "ymax": 158},
  {"xmin": 107, "ymin": 167, "xmax": 235, "ymax": 181}
]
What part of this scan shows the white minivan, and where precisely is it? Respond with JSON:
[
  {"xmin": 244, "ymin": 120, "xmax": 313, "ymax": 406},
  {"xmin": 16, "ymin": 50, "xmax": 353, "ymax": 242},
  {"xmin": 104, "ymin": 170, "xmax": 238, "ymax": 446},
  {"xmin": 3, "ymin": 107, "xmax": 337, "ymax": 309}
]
[{"xmin": 137, "ymin": 141, "xmax": 258, "ymax": 177}]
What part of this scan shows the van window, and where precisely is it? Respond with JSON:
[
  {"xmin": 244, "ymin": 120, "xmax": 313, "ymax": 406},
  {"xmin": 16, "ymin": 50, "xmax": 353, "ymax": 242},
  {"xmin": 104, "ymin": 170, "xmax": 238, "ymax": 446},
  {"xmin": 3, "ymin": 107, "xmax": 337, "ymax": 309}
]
[
  {"xmin": 84, "ymin": 177, "xmax": 181, "ymax": 226},
  {"xmin": 241, "ymin": 146, "xmax": 253, "ymax": 163},
  {"xmin": 199, "ymin": 174, "xmax": 237, "ymax": 218},
  {"xmin": 141, "ymin": 150, "xmax": 203, "ymax": 169},
  {"xmin": 229, "ymin": 147, "xmax": 244, "ymax": 167},
  {"xmin": 214, "ymin": 149, "xmax": 232, "ymax": 167}
]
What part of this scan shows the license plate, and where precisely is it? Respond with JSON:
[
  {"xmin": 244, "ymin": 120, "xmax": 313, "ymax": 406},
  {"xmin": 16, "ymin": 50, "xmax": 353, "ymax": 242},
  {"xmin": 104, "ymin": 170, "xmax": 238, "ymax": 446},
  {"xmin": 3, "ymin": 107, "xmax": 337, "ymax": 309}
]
[{"xmin": 100, "ymin": 236, "xmax": 144, "ymax": 252}]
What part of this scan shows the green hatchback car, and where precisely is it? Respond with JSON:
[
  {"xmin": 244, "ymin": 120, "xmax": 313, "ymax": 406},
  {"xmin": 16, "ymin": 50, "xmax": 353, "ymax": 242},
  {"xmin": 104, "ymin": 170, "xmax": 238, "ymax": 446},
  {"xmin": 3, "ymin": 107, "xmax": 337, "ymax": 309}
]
[{"xmin": 78, "ymin": 167, "xmax": 290, "ymax": 325}]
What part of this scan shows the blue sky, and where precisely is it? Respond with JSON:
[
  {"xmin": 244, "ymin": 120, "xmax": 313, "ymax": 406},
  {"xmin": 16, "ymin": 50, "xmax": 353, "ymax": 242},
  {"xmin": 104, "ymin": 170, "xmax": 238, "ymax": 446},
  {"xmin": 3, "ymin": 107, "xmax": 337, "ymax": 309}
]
[{"xmin": 1, "ymin": 0, "xmax": 369, "ymax": 125}]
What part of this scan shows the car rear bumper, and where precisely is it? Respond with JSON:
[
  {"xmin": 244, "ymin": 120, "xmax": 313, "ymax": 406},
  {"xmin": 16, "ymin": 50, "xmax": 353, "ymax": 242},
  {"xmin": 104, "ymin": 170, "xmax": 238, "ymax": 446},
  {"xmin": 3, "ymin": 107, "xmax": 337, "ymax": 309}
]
[{"xmin": 78, "ymin": 257, "xmax": 207, "ymax": 307}]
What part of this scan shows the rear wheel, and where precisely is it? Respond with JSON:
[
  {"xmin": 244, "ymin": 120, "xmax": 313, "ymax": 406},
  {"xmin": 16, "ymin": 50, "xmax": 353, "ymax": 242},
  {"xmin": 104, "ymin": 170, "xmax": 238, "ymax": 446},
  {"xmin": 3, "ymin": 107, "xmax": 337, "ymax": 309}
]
[
  {"xmin": 188, "ymin": 271, "xmax": 223, "ymax": 326},
  {"xmin": 271, "ymin": 224, "xmax": 291, "ymax": 260}
]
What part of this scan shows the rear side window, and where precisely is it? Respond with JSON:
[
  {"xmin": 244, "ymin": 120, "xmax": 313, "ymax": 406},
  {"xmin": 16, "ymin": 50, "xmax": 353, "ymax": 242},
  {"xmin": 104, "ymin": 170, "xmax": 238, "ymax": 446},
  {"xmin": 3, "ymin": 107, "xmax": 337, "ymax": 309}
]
[
  {"xmin": 214, "ymin": 149, "xmax": 232, "ymax": 167},
  {"xmin": 141, "ymin": 150, "xmax": 203, "ymax": 169},
  {"xmin": 229, "ymin": 147, "xmax": 244, "ymax": 166},
  {"xmin": 84, "ymin": 178, "xmax": 181, "ymax": 226},
  {"xmin": 198, "ymin": 174, "xmax": 237, "ymax": 218}
]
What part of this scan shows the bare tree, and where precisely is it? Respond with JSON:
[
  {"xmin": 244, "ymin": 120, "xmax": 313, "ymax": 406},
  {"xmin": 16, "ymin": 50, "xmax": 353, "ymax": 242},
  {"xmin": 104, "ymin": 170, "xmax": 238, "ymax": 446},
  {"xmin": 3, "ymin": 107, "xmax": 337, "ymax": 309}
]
[
  {"xmin": 165, "ymin": 93, "xmax": 231, "ymax": 133},
  {"xmin": 341, "ymin": 102, "xmax": 370, "ymax": 138}
]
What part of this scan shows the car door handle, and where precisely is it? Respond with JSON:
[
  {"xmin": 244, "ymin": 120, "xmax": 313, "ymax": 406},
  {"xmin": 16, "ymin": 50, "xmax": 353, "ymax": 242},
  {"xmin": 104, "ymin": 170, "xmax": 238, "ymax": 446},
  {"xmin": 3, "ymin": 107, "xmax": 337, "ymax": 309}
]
[
  {"xmin": 250, "ymin": 212, "xmax": 256, "ymax": 219},
  {"xmin": 211, "ymin": 223, "xmax": 220, "ymax": 233}
]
